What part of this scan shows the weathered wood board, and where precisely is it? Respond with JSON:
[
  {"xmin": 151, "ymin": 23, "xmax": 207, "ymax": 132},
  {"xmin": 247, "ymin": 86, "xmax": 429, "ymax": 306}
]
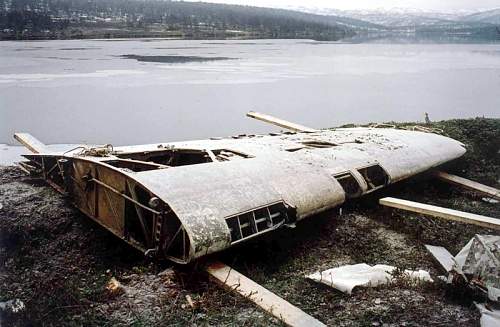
[
  {"xmin": 380, "ymin": 197, "xmax": 500, "ymax": 230},
  {"xmin": 435, "ymin": 171, "xmax": 500, "ymax": 201},
  {"xmin": 247, "ymin": 111, "xmax": 318, "ymax": 133},
  {"xmin": 206, "ymin": 261, "xmax": 325, "ymax": 327},
  {"xmin": 13, "ymin": 133, "xmax": 48, "ymax": 154}
]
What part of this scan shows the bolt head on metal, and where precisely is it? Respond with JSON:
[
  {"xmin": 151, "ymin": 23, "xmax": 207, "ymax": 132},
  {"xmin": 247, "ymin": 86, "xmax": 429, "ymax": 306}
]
[{"xmin": 149, "ymin": 197, "xmax": 161, "ymax": 208}]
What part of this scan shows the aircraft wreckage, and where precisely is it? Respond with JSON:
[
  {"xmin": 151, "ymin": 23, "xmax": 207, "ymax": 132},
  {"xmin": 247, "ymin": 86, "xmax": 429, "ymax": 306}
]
[{"xmin": 14, "ymin": 112, "xmax": 466, "ymax": 264}]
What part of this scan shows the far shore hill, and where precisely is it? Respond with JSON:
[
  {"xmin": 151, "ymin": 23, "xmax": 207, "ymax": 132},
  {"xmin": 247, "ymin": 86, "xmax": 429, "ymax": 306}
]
[
  {"xmin": 1, "ymin": 0, "xmax": 499, "ymax": 41},
  {"xmin": 0, "ymin": 0, "xmax": 354, "ymax": 41}
]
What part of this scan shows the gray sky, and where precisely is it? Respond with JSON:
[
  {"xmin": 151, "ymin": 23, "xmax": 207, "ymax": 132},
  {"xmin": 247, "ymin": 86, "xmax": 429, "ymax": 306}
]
[{"xmin": 187, "ymin": 0, "xmax": 500, "ymax": 12}]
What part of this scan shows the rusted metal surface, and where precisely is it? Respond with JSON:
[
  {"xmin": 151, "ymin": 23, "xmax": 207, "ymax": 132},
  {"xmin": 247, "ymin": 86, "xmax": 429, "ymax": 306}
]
[{"xmin": 15, "ymin": 124, "xmax": 466, "ymax": 264}]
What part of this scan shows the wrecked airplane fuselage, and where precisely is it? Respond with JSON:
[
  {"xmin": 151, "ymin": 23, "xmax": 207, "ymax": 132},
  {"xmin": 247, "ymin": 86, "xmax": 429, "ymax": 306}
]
[{"xmin": 16, "ymin": 127, "xmax": 466, "ymax": 264}]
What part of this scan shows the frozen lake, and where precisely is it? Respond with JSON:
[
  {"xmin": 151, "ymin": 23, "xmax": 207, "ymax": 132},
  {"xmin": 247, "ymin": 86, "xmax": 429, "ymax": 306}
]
[{"xmin": 1, "ymin": 39, "xmax": 500, "ymax": 146}]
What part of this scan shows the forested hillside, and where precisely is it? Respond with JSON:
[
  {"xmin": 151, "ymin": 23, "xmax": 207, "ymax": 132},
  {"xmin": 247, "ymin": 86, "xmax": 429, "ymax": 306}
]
[{"xmin": 0, "ymin": 0, "xmax": 354, "ymax": 40}]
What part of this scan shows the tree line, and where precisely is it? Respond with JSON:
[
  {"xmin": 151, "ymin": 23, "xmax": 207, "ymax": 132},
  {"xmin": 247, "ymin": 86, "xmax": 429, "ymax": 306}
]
[{"xmin": 0, "ymin": 0, "xmax": 353, "ymax": 40}]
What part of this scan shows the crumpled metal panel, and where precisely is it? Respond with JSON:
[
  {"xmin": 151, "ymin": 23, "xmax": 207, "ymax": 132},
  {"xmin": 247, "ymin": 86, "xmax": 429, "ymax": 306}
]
[{"xmin": 455, "ymin": 235, "xmax": 500, "ymax": 300}]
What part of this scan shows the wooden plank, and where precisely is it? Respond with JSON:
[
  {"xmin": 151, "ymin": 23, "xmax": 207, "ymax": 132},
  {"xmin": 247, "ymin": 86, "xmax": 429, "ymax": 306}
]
[
  {"xmin": 424, "ymin": 245, "xmax": 455, "ymax": 272},
  {"xmin": 434, "ymin": 171, "xmax": 500, "ymax": 201},
  {"xmin": 206, "ymin": 261, "xmax": 325, "ymax": 327},
  {"xmin": 379, "ymin": 197, "xmax": 500, "ymax": 230},
  {"xmin": 246, "ymin": 111, "xmax": 318, "ymax": 133},
  {"xmin": 13, "ymin": 133, "xmax": 48, "ymax": 154}
]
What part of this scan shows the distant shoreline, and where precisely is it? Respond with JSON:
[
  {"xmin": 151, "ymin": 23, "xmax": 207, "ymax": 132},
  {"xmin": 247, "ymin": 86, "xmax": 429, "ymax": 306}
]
[
  {"xmin": 1, "ymin": 30, "xmax": 498, "ymax": 43},
  {"xmin": 0, "ymin": 33, "xmax": 346, "ymax": 42}
]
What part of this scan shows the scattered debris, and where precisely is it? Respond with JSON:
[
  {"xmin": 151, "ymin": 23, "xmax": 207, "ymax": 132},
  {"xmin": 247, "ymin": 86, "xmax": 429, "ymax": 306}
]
[
  {"xmin": 0, "ymin": 164, "xmax": 484, "ymax": 326},
  {"xmin": 455, "ymin": 235, "xmax": 500, "ymax": 301},
  {"xmin": 427, "ymin": 235, "xmax": 500, "ymax": 300},
  {"xmin": 426, "ymin": 235, "xmax": 500, "ymax": 326},
  {"xmin": 307, "ymin": 263, "xmax": 432, "ymax": 294},
  {"xmin": 2, "ymin": 117, "xmax": 497, "ymax": 325}
]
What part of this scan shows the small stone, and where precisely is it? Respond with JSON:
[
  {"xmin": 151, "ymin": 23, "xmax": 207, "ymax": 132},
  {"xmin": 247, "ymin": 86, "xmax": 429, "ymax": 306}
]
[
  {"xmin": 158, "ymin": 268, "xmax": 175, "ymax": 278},
  {"xmin": 186, "ymin": 295, "xmax": 195, "ymax": 308},
  {"xmin": 374, "ymin": 298, "xmax": 381, "ymax": 305},
  {"xmin": 106, "ymin": 277, "xmax": 125, "ymax": 297}
]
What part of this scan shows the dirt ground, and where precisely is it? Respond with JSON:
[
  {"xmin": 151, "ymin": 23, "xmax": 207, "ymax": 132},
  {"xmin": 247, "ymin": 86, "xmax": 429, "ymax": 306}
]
[{"xmin": 0, "ymin": 118, "xmax": 499, "ymax": 326}]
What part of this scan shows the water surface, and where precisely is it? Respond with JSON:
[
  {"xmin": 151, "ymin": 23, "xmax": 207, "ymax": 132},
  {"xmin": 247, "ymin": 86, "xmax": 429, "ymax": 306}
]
[{"xmin": 1, "ymin": 39, "xmax": 499, "ymax": 146}]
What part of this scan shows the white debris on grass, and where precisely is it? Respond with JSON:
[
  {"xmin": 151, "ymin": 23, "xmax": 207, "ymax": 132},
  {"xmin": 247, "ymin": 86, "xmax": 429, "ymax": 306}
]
[
  {"xmin": 481, "ymin": 198, "xmax": 499, "ymax": 204},
  {"xmin": 475, "ymin": 303, "xmax": 500, "ymax": 327},
  {"xmin": 307, "ymin": 263, "xmax": 433, "ymax": 294},
  {"xmin": 0, "ymin": 299, "xmax": 25, "ymax": 313}
]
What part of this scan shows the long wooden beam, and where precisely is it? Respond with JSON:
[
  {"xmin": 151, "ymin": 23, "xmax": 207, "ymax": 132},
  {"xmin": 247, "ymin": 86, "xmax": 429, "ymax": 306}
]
[
  {"xmin": 206, "ymin": 261, "xmax": 325, "ymax": 327},
  {"xmin": 246, "ymin": 111, "xmax": 318, "ymax": 133},
  {"xmin": 434, "ymin": 171, "xmax": 500, "ymax": 201},
  {"xmin": 13, "ymin": 133, "xmax": 48, "ymax": 154},
  {"xmin": 379, "ymin": 197, "xmax": 500, "ymax": 230}
]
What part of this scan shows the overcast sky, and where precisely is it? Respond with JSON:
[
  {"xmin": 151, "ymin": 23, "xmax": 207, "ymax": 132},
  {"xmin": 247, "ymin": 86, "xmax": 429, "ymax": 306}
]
[{"xmin": 187, "ymin": 0, "xmax": 500, "ymax": 12}]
